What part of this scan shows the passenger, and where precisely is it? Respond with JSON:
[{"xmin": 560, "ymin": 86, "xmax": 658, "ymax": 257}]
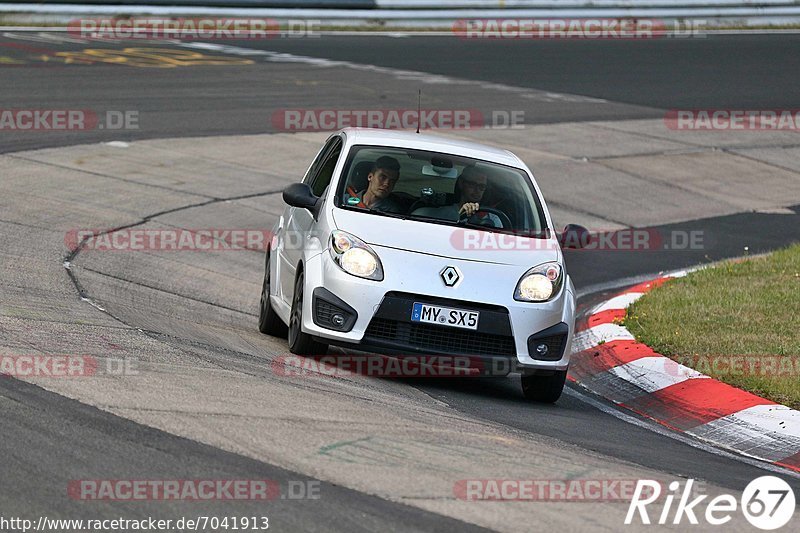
[
  {"xmin": 413, "ymin": 166, "xmax": 503, "ymax": 227},
  {"xmin": 344, "ymin": 156, "xmax": 403, "ymax": 213}
]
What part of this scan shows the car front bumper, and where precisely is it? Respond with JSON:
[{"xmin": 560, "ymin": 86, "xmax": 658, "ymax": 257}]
[{"xmin": 298, "ymin": 246, "xmax": 576, "ymax": 372}]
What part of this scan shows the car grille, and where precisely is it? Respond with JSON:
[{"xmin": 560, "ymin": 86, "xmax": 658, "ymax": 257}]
[{"xmin": 364, "ymin": 318, "xmax": 516, "ymax": 357}]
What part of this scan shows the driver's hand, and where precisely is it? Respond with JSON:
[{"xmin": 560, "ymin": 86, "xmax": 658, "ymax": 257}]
[{"xmin": 459, "ymin": 202, "xmax": 479, "ymax": 217}]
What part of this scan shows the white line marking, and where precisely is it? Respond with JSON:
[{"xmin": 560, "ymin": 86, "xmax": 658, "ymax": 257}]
[
  {"xmin": 178, "ymin": 41, "xmax": 608, "ymax": 104},
  {"xmin": 728, "ymin": 404, "xmax": 800, "ymax": 436},
  {"xmin": 572, "ymin": 323, "xmax": 634, "ymax": 352},
  {"xmin": 577, "ymin": 266, "xmax": 703, "ymax": 299},
  {"xmin": 608, "ymin": 356, "xmax": 708, "ymax": 393},
  {"xmin": 688, "ymin": 404, "xmax": 800, "ymax": 462},
  {"xmin": 589, "ymin": 291, "xmax": 644, "ymax": 314}
]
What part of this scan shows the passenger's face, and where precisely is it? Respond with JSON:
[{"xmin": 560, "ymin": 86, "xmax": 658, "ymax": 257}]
[
  {"xmin": 367, "ymin": 168, "xmax": 399, "ymax": 199},
  {"xmin": 460, "ymin": 174, "xmax": 488, "ymax": 203}
]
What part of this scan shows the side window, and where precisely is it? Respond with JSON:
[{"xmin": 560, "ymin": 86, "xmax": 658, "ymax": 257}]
[
  {"xmin": 309, "ymin": 137, "xmax": 343, "ymax": 197},
  {"xmin": 302, "ymin": 136, "xmax": 339, "ymax": 186}
]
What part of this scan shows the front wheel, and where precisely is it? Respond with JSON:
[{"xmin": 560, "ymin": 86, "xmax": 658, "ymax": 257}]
[
  {"xmin": 521, "ymin": 370, "xmax": 566, "ymax": 403},
  {"xmin": 288, "ymin": 270, "xmax": 328, "ymax": 356}
]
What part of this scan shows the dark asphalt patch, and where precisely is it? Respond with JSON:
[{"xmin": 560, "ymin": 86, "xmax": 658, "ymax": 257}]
[
  {"xmin": 245, "ymin": 34, "xmax": 800, "ymax": 110},
  {"xmin": 564, "ymin": 205, "xmax": 800, "ymax": 289}
]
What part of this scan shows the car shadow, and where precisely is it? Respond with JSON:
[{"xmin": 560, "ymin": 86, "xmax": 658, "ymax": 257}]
[{"xmin": 303, "ymin": 345, "xmax": 569, "ymax": 408}]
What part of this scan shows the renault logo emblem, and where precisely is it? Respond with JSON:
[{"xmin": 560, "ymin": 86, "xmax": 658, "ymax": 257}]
[{"xmin": 440, "ymin": 266, "xmax": 461, "ymax": 287}]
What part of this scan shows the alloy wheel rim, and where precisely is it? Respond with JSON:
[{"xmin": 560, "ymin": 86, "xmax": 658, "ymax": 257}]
[
  {"xmin": 289, "ymin": 277, "xmax": 302, "ymax": 345},
  {"xmin": 260, "ymin": 270, "xmax": 269, "ymax": 314}
]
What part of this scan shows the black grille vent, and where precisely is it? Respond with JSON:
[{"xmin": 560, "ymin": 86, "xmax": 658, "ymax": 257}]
[
  {"xmin": 315, "ymin": 298, "xmax": 343, "ymax": 326},
  {"xmin": 529, "ymin": 334, "xmax": 566, "ymax": 361},
  {"xmin": 365, "ymin": 318, "xmax": 516, "ymax": 356},
  {"xmin": 527, "ymin": 323, "xmax": 569, "ymax": 361},
  {"xmin": 312, "ymin": 288, "xmax": 357, "ymax": 332}
]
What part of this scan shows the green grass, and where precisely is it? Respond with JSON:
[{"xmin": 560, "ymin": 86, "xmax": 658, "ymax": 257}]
[{"xmin": 625, "ymin": 243, "xmax": 800, "ymax": 409}]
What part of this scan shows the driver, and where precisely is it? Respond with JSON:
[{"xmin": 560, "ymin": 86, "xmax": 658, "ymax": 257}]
[
  {"xmin": 344, "ymin": 156, "xmax": 403, "ymax": 213},
  {"xmin": 412, "ymin": 166, "xmax": 503, "ymax": 227}
]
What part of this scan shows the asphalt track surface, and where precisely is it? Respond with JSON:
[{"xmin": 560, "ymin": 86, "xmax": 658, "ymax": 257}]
[
  {"xmin": 1, "ymin": 33, "xmax": 799, "ymax": 153},
  {"xmin": 2, "ymin": 32, "xmax": 800, "ymax": 530},
  {"xmin": 0, "ymin": 378, "xmax": 488, "ymax": 532},
  {"xmin": 243, "ymin": 34, "xmax": 800, "ymax": 110}
]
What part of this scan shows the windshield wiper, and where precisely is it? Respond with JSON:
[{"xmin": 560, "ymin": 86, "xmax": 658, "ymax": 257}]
[
  {"xmin": 370, "ymin": 210, "xmax": 409, "ymax": 220},
  {"xmin": 341, "ymin": 206, "xmax": 408, "ymax": 220},
  {"xmin": 457, "ymin": 221, "xmax": 508, "ymax": 234},
  {"xmin": 404, "ymin": 214, "xmax": 460, "ymax": 226},
  {"xmin": 457, "ymin": 222, "xmax": 551, "ymax": 237}
]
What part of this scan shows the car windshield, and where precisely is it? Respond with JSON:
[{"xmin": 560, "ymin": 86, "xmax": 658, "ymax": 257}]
[{"xmin": 335, "ymin": 145, "xmax": 548, "ymax": 235}]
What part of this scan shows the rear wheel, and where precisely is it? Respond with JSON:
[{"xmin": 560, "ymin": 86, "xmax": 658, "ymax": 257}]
[
  {"xmin": 258, "ymin": 252, "xmax": 288, "ymax": 337},
  {"xmin": 521, "ymin": 370, "xmax": 566, "ymax": 403},
  {"xmin": 288, "ymin": 270, "xmax": 328, "ymax": 356}
]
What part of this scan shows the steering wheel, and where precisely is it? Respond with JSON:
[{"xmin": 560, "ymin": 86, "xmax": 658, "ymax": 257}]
[{"xmin": 458, "ymin": 206, "xmax": 512, "ymax": 229}]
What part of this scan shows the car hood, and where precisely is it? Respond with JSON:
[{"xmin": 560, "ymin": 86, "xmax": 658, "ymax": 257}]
[{"xmin": 332, "ymin": 208, "xmax": 561, "ymax": 266}]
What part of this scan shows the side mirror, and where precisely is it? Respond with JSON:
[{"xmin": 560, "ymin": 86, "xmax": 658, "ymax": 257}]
[
  {"xmin": 559, "ymin": 224, "xmax": 591, "ymax": 250},
  {"xmin": 283, "ymin": 183, "xmax": 320, "ymax": 214}
]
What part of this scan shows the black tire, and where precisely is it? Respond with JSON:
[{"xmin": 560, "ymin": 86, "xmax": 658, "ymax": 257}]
[
  {"xmin": 258, "ymin": 252, "xmax": 288, "ymax": 337},
  {"xmin": 288, "ymin": 269, "xmax": 328, "ymax": 356},
  {"xmin": 520, "ymin": 370, "xmax": 566, "ymax": 403}
]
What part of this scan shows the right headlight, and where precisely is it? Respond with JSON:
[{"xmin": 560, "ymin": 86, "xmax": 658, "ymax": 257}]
[
  {"xmin": 329, "ymin": 230, "xmax": 384, "ymax": 281},
  {"xmin": 514, "ymin": 262, "xmax": 563, "ymax": 302}
]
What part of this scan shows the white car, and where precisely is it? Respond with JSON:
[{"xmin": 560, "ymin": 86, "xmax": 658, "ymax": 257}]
[{"xmin": 259, "ymin": 128, "xmax": 588, "ymax": 402}]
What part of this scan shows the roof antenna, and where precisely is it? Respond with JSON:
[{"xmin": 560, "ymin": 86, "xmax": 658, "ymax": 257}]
[{"xmin": 416, "ymin": 89, "xmax": 421, "ymax": 134}]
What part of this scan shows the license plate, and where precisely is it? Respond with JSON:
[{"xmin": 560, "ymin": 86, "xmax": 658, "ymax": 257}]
[{"xmin": 411, "ymin": 302, "xmax": 479, "ymax": 330}]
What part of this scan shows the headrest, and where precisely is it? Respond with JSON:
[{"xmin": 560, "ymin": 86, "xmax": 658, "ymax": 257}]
[{"xmin": 349, "ymin": 160, "xmax": 374, "ymax": 192}]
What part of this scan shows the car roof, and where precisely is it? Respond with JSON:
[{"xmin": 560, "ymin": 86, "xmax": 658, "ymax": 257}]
[{"xmin": 340, "ymin": 128, "xmax": 525, "ymax": 169}]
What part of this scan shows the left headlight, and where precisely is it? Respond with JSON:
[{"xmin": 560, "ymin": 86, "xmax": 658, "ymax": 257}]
[
  {"xmin": 514, "ymin": 262, "xmax": 563, "ymax": 302},
  {"xmin": 329, "ymin": 230, "xmax": 384, "ymax": 281}
]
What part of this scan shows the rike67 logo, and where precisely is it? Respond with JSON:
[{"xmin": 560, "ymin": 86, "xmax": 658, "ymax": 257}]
[{"xmin": 626, "ymin": 477, "xmax": 795, "ymax": 530}]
